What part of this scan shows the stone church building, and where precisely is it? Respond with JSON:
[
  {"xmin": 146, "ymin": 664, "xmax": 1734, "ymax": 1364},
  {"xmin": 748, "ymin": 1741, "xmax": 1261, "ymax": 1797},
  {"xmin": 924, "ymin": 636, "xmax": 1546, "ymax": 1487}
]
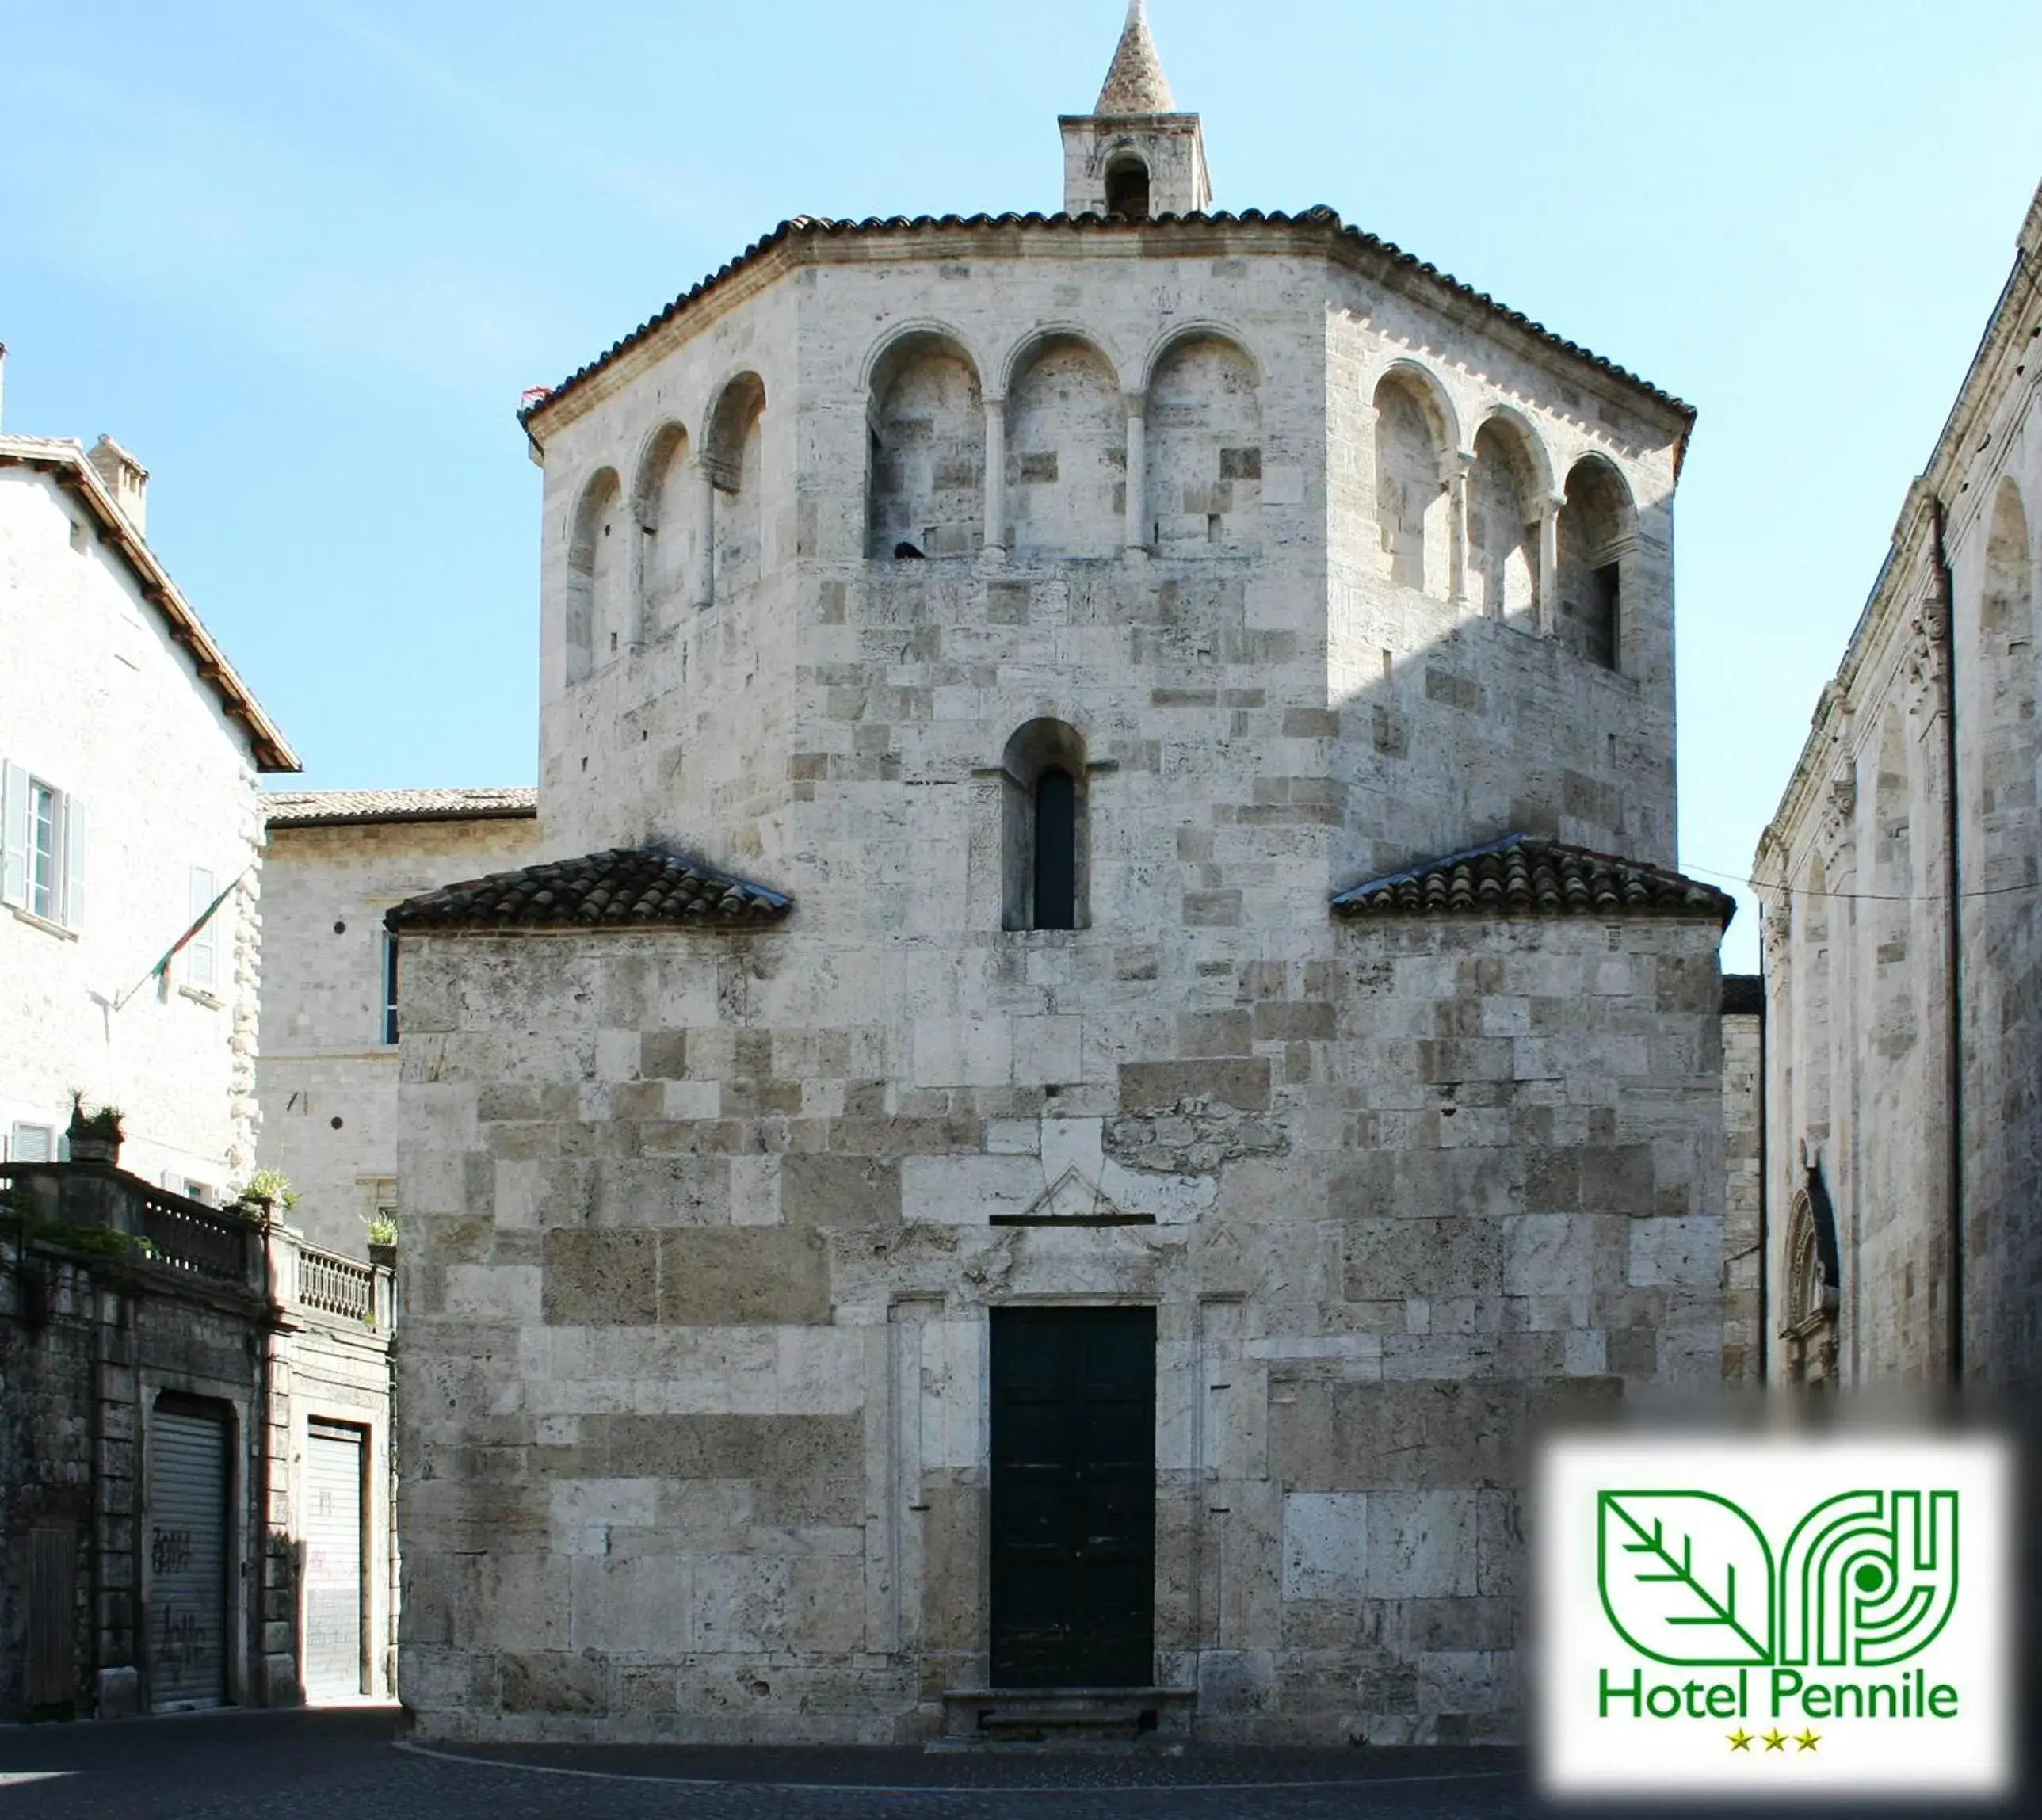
[
  {"xmin": 1754, "ymin": 177, "xmax": 2042, "ymax": 1392},
  {"xmin": 391, "ymin": 4, "xmax": 1735, "ymax": 1744}
]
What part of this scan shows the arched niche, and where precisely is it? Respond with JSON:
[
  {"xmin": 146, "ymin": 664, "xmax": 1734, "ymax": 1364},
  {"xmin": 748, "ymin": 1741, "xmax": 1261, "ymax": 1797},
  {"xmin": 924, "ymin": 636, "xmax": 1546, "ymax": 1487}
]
[
  {"xmin": 1872, "ymin": 708, "xmax": 1915, "ymax": 1050},
  {"xmin": 866, "ymin": 332, "xmax": 984, "ymax": 559},
  {"xmin": 1782, "ymin": 1172, "xmax": 1841, "ymax": 1387},
  {"xmin": 633, "ymin": 423, "xmax": 695, "ymax": 638},
  {"xmin": 1469, "ymin": 416, "xmax": 1541, "ymax": 628},
  {"xmin": 706, "ymin": 372, "xmax": 767, "ymax": 599},
  {"xmin": 1556, "ymin": 456, "xmax": 1633, "ymax": 671},
  {"xmin": 1372, "ymin": 368, "xmax": 1452, "ymax": 596},
  {"xmin": 565, "ymin": 467, "xmax": 624, "ymax": 686},
  {"xmin": 1006, "ymin": 336, "xmax": 1123, "ymax": 559},
  {"xmin": 1144, "ymin": 333, "xmax": 1261, "ymax": 555},
  {"xmin": 1800, "ymin": 855, "xmax": 1831, "ymax": 1135},
  {"xmin": 1001, "ymin": 718, "xmax": 1089, "ymax": 932},
  {"xmin": 1976, "ymin": 478, "xmax": 2035, "ymax": 878}
]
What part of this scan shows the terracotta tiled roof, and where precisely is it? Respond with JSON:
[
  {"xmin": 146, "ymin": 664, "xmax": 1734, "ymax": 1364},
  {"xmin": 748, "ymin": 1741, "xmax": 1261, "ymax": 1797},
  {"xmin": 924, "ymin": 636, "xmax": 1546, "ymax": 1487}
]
[
  {"xmin": 385, "ymin": 847, "xmax": 792, "ymax": 932},
  {"xmin": 520, "ymin": 210, "xmax": 1693, "ymax": 434},
  {"xmin": 1330, "ymin": 835, "xmax": 1735, "ymax": 925},
  {"xmin": 265, "ymin": 787, "xmax": 537, "ymax": 828},
  {"xmin": 0, "ymin": 435, "xmax": 298, "ymax": 773}
]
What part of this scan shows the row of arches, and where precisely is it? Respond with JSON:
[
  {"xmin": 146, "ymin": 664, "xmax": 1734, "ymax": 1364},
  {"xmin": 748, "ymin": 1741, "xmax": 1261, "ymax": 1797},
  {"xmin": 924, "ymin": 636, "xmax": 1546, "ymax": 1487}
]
[
  {"xmin": 867, "ymin": 327, "xmax": 1263, "ymax": 562},
  {"xmin": 564, "ymin": 371, "xmax": 769, "ymax": 685},
  {"xmin": 560, "ymin": 328, "xmax": 1647, "ymax": 687},
  {"xmin": 1372, "ymin": 365, "xmax": 1633, "ymax": 670}
]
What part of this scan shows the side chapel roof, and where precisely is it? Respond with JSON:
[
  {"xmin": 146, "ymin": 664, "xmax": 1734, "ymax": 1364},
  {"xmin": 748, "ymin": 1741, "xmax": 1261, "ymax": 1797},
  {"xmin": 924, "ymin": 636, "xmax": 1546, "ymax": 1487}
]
[
  {"xmin": 265, "ymin": 786, "xmax": 537, "ymax": 828},
  {"xmin": 1330, "ymin": 835, "xmax": 1735, "ymax": 925},
  {"xmin": 386, "ymin": 846, "xmax": 792, "ymax": 933}
]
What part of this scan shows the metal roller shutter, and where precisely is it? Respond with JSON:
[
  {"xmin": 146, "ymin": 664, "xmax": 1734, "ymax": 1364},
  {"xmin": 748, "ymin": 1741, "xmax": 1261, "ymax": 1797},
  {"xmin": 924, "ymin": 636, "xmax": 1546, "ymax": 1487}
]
[
  {"xmin": 303, "ymin": 1425, "xmax": 365, "ymax": 1700},
  {"xmin": 147, "ymin": 1401, "xmax": 229, "ymax": 1711}
]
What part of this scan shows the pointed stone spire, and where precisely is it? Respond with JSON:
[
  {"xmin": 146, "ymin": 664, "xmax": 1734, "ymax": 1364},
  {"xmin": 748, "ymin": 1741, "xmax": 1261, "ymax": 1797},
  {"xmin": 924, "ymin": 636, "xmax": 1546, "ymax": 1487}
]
[
  {"xmin": 1059, "ymin": 2, "xmax": 1208, "ymax": 216},
  {"xmin": 1095, "ymin": 1, "xmax": 1175, "ymax": 116}
]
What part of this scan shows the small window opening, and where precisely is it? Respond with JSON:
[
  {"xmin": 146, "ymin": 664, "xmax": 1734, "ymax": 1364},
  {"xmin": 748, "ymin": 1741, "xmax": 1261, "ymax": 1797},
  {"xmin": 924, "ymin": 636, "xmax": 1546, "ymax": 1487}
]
[
  {"xmin": 1586, "ymin": 563, "xmax": 1620, "ymax": 670},
  {"xmin": 1105, "ymin": 155, "xmax": 1151, "ymax": 222},
  {"xmin": 1034, "ymin": 769, "xmax": 1078, "ymax": 931},
  {"xmin": 381, "ymin": 935, "xmax": 401, "ymax": 1046}
]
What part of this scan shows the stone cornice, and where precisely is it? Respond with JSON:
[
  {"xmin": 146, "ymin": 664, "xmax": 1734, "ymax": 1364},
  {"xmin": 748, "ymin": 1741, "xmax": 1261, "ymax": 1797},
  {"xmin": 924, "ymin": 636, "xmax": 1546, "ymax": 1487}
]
[{"xmin": 519, "ymin": 212, "xmax": 1694, "ymax": 452}]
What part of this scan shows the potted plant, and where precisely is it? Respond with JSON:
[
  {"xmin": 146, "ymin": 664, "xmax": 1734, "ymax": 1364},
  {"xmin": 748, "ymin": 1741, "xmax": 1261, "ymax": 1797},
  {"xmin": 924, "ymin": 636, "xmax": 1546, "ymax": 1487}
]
[
  {"xmin": 236, "ymin": 1167, "xmax": 299, "ymax": 1224},
  {"xmin": 66, "ymin": 1094, "xmax": 124, "ymax": 1167},
  {"xmin": 365, "ymin": 1211, "xmax": 397, "ymax": 1270}
]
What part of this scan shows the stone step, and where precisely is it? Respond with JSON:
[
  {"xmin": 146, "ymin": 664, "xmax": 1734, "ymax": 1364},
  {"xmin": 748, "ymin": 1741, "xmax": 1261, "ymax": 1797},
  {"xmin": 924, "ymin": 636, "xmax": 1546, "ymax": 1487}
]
[{"xmin": 939, "ymin": 1686, "xmax": 1197, "ymax": 1743}]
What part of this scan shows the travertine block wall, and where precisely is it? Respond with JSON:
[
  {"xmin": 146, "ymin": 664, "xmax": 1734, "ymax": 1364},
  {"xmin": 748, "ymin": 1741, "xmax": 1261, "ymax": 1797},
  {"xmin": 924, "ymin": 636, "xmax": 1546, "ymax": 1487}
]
[
  {"xmin": 1719, "ymin": 1000, "xmax": 1762, "ymax": 1384},
  {"xmin": 395, "ymin": 910, "xmax": 1726, "ymax": 1744},
  {"xmin": 530, "ymin": 231, "xmax": 1685, "ymax": 894},
  {"xmin": 258, "ymin": 815, "xmax": 540, "ymax": 1257}
]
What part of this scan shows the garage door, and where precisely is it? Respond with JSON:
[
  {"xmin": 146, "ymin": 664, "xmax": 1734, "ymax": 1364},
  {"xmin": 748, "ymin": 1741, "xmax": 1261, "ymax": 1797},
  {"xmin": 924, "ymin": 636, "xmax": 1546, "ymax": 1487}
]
[
  {"xmin": 303, "ymin": 1425, "xmax": 365, "ymax": 1700},
  {"xmin": 148, "ymin": 1399, "xmax": 230, "ymax": 1711}
]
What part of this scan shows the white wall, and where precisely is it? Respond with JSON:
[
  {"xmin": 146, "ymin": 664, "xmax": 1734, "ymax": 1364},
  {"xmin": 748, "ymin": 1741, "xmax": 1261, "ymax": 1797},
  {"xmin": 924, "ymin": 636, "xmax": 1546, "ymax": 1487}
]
[{"xmin": 0, "ymin": 462, "xmax": 269, "ymax": 1194}]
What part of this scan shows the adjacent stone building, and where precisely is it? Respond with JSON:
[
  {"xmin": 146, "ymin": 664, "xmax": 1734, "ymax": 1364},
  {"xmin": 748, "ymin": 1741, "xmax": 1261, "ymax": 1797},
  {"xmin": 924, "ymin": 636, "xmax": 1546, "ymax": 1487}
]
[
  {"xmin": 392, "ymin": 4, "xmax": 1734, "ymax": 1745},
  {"xmin": 1753, "ymin": 177, "xmax": 2042, "ymax": 1391},
  {"xmin": 257, "ymin": 789, "xmax": 539, "ymax": 1257},
  {"xmin": 0, "ymin": 387, "xmax": 298, "ymax": 1195},
  {"xmin": 0, "ymin": 1159, "xmax": 396, "ymax": 1719}
]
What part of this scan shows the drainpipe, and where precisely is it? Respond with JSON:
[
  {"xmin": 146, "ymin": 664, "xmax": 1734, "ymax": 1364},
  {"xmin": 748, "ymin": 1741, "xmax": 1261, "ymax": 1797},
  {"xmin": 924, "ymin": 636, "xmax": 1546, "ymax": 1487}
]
[{"xmin": 1929, "ymin": 496, "xmax": 1964, "ymax": 1387}]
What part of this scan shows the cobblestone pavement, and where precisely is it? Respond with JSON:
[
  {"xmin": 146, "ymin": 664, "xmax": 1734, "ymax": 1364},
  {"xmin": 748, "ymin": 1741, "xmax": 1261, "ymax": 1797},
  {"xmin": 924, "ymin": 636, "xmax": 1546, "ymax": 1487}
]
[{"xmin": 0, "ymin": 1708, "xmax": 2013, "ymax": 1820}]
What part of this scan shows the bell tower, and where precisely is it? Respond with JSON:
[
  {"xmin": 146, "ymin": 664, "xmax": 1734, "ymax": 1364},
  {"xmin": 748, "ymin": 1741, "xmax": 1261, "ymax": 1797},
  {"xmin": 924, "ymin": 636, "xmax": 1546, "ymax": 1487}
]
[{"xmin": 1059, "ymin": 2, "xmax": 1210, "ymax": 220}]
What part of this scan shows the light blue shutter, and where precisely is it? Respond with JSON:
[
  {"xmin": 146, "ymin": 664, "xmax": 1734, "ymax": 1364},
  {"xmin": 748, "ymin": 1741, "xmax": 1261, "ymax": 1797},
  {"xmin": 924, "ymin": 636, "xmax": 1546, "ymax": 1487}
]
[
  {"xmin": 1, "ymin": 763, "xmax": 27, "ymax": 908},
  {"xmin": 63, "ymin": 797, "xmax": 86, "ymax": 930}
]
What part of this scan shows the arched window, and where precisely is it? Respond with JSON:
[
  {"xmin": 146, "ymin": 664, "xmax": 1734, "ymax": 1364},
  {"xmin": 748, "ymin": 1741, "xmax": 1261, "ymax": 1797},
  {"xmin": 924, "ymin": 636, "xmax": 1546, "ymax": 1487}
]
[
  {"xmin": 867, "ymin": 334, "xmax": 984, "ymax": 559},
  {"xmin": 1105, "ymin": 154, "xmax": 1151, "ymax": 221},
  {"xmin": 634, "ymin": 424, "xmax": 695, "ymax": 639},
  {"xmin": 565, "ymin": 467, "xmax": 624, "ymax": 686},
  {"xmin": 1557, "ymin": 457, "xmax": 1632, "ymax": 671},
  {"xmin": 1001, "ymin": 719, "xmax": 1087, "ymax": 931},
  {"xmin": 1006, "ymin": 338, "xmax": 1122, "ymax": 559},
  {"xmin": 1372, "ymin": 371, "xmax": 1450, "ymax": 596},
  {"xmin": 1782, "ymin": 1170, "xmax": 1840, "ymax": 1387},
  {"xmin": 1145, "ymin": 334, "xmax": 1261, "ymax": 555},
  {"xmin": 1469, "ymin": 419, "xmax": 1540, "ymax": 628},
  {"xmin": 705, "ymin": 372, "xmax": 767, "ymax": 601}
]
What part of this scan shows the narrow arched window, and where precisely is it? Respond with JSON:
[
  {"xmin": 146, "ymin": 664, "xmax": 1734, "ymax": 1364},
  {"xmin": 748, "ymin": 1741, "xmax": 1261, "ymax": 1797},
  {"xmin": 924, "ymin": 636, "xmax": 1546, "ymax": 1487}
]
[
  {"xmin": 1034, "ymin": 768, "xmax": 1077, "ymax": 930},
  {"xmin": 1001, "ymin": 719, "xmax": 1088, "ymax": 931}
]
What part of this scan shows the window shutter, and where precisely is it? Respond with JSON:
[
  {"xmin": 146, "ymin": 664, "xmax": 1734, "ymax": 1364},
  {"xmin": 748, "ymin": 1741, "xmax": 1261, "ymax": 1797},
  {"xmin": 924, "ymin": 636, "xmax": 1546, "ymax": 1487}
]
[
  {"xmin": 63, "ymin": 797, "xmax": 86, "ymax": 930},
  {"xmin": 1, "ymin": 763, "xmax": 27, "ymax": 908}
]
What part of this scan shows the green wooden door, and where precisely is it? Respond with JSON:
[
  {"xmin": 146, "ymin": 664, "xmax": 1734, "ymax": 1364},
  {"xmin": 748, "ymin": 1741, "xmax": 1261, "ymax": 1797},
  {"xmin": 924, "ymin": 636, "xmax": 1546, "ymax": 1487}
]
[{"xmin": 989, "ymin": 1306, "xmax": 1155, "ymax": 1688}]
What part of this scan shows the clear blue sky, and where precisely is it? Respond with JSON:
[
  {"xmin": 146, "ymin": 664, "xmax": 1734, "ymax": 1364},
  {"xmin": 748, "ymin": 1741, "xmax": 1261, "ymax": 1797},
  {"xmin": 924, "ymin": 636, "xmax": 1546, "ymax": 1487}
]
[{"xmin": 6, "ymin": 2, "xmax": 2039, "ymax": 968}]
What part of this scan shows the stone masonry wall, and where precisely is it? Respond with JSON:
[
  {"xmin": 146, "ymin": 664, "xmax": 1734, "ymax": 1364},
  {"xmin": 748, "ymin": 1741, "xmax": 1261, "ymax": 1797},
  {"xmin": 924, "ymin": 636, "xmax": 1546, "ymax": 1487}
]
[
  {"xmin": 395, "ymin": 910, "xmax": 1727, "ymax": 1745},
  {"xmin": 258, "ymin": 815, "xmax": 540, "ymax": 1257}
]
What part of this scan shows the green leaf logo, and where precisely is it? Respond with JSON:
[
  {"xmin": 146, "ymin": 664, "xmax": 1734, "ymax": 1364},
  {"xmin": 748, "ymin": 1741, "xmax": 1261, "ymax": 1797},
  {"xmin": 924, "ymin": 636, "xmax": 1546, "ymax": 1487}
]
[{"xmin": 1599, "ymin": 1490, "xmax": 1775, "ymax": 1666}]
